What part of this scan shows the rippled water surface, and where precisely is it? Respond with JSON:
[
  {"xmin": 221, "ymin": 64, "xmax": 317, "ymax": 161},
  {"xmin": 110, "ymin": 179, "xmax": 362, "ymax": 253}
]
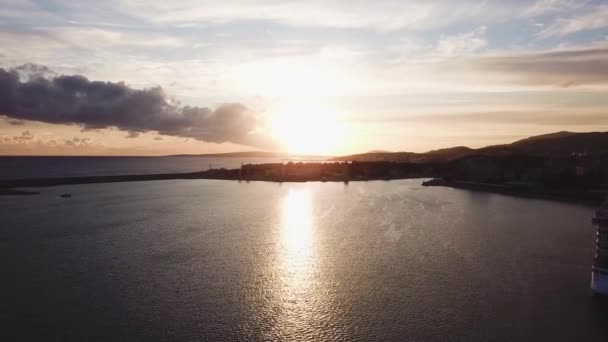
[{"xmin": 1, "ymin": 179, "xmax": 607, "ymax": 341}]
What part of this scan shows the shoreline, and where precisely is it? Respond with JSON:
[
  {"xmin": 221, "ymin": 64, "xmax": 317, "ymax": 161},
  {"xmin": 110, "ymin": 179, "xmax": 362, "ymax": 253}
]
[
  {"xmin": 1, "ymin": 169, "xmax": 605, "ymax": 206},
  {"xmin": 0, "ymin": 169, "xmax": 419, "ymax": 195},
  {"xmin": 0, "ymin": 188, "xmax": 40, "ymax": 196},
  {"xmin": 422, "ymin": 178, "xmax": 606, "ymax": 206}
]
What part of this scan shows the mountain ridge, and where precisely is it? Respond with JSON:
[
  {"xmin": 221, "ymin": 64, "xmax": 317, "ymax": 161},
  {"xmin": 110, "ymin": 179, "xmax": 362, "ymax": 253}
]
[
  {"xmin": 167, "ymin": 131, "xmax": 608, "ymax": 163},
  {"xmin": 331, "ymin": 131, "xmax": 608, "ymax": 163}
]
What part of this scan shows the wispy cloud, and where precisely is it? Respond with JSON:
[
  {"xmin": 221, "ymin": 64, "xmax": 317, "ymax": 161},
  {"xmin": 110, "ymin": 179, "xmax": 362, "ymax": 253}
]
[
  {"xmin": 538, "ymin": 5, "xmax": 608, "ymax": 37},
  {"xmin": 49, "ymin": 27, "xmax": 187, "ymax": 48},
  {"xmin": 9, "ymin": 130, "xmax": 35, "ymax": 143},
  {"xmin": 0, "ymin": 130, "xmax": 106, "ymax": 155},
  {"xmin": 437, "ymin": 26, "xmax": 487, "ymax": 56},
  {"xmin": 475, "ymin": 47, "xmax": 608, "ymax": 87},
  {"xmin": 116, "ymin": 0, "xmax": 520, "ymax": 31},
  {"xmin": 410, "ymin": 110, "xmax": 608, "ymax": 126},
  {"xmin": 525, "ymin": 0, "xmax": 588, "ymax": 17}
]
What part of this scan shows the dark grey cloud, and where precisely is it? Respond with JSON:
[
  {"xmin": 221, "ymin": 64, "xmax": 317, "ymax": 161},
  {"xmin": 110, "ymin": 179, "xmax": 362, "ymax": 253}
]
[
  {"xmin": 0, "ymin": 64, "xmax": 272, "ymax": 147},
  {"xmin": 12, "ymin": 63, "xmax": 56, "ymax": 79},
  {"xmin": 476, "ymin": 47, "xmax": 608, "ymax": 87}
]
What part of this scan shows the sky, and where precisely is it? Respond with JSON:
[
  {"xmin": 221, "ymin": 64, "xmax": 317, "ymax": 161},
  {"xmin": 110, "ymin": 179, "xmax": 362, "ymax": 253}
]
[{"xmin": 1, "ymin": 0, "xmax": 608, "ymax": 156}]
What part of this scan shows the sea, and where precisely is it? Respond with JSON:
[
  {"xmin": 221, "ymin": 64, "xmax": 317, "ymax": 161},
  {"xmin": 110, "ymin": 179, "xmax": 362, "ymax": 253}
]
[
  {"xmin": 0, "ymin": 156, "xmax": 289, "ymax": 180},
  {"xmin": 1, "ymin": 176, "xmax": 606, "ymax": 341}
]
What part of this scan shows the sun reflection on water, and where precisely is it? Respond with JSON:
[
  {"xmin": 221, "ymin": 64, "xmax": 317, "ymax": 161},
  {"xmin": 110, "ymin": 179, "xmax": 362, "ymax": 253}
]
[
  {"xmin": 282, "ymin": 188, "xmax": 313, "ymax": 258},
  {"xmin": 277, "ymin": 187, "xmax": 316, "ymax": 335}
]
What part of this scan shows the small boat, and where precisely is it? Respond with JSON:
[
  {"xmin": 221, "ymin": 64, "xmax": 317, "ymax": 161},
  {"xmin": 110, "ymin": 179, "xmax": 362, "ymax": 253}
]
[
  {"xmin": 59, "ymin": 193, "xmax": 72, "ymax": 198},
  {"xmin": 592, "ymin": 200, "xmax": 608, "ymax": 225}
]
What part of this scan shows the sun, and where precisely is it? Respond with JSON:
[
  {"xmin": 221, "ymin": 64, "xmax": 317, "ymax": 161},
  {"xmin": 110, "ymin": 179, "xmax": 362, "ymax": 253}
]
[
  {"xmin": 231, "ymin": 58, "xmax": 350, "ymax": 155},
  {"xmin": 268, "ymin": 101, "xmax": 345, "ymax": 156}
]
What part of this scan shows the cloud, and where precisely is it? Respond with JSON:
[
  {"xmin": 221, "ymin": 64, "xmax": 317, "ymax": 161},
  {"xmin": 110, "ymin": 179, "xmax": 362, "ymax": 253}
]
[
  {"xmin": 352, "ymin": 45, "xmax": 608, "ymax": 95},
  {"xmin": 475, "ymin": 47, "xmax": 608, "ymax": 87},
  {"xmin": 0, "ymin": 130, "xmax": 108, "ymax": 155},
  {"xmin": 538, "ymin": 5, "xmax": 608, "ymax": 38},
  {"xmin": 410, "ymin": 110, "xmax": 608, "ymax": 126},
  {"xmin": 48, "ymin": 27, "xmax": 187, "ymax": 48},
  {"xmin": 1, "ymin": 115, "xmax": 25, "ymax": 125},
  {"xmin": 64, "ymin": 137, "xmax": 92, "ymax": 147},
  {"xmin": 437, "ymin": 26, "xmax": 487, "ymax": 56},
  {"xmin": 0, "ymin": 64, "xmax": 272, "ymax": 147},
  {"xmin": 10, "ymin": 130, "xmax": 35, "ymax": 143},
  {"xmin": 117, "ymin": 0, "xmax": 520, "ymax": 31},
  {"xmin": 525, "ymin": 0, "xmax": 586, "ymax": 17}
]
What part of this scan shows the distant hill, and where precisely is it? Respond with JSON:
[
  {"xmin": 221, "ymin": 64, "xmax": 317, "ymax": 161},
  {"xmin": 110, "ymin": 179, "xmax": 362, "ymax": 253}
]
[
  {"xmin": 507, "ymin": 131, "xmax": 608, "ymax": 156},
  {"xmin": 332, "ymin": 131, "xmax": 608, "ymax": 163},
  {"xmin": 513, "ymin": 131, "xmax": 577, "ymax": 142},
  {"xmin": 330, "ymin": 151, "xmax": 414, "ymax": 162},
  {"xmin": 424, "ymin": 146, "xmax": 475, "ymax": 161},
  {"xmin": 366, "ymin": 150, "xmax": 393, "ymax": 154}
]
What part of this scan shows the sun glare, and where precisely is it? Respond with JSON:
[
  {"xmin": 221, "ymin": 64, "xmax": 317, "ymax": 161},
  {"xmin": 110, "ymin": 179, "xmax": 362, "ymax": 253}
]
[
  {"xmin": 268, "ymin": 101, "xmax": 345, "ymax": 156},
  {"xmin": 234, "ymin": 59, "xmax": 350, "ymax": 98},
  {"xmin": 233, "ymin": 59, "xmax": 351, "ymax": 155}
]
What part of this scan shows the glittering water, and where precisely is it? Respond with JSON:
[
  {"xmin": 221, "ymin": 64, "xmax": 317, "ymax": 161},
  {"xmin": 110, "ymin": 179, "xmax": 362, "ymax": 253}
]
[{"xmin": 1, "ymin": 179, "xmax": 607, "ymax": 341}]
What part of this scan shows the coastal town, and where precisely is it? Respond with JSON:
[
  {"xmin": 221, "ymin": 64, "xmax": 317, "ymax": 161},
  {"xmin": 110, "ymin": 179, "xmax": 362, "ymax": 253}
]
[{"xmin": 3, "ymin": 152, "xmax": 608, "ymax": 204}]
